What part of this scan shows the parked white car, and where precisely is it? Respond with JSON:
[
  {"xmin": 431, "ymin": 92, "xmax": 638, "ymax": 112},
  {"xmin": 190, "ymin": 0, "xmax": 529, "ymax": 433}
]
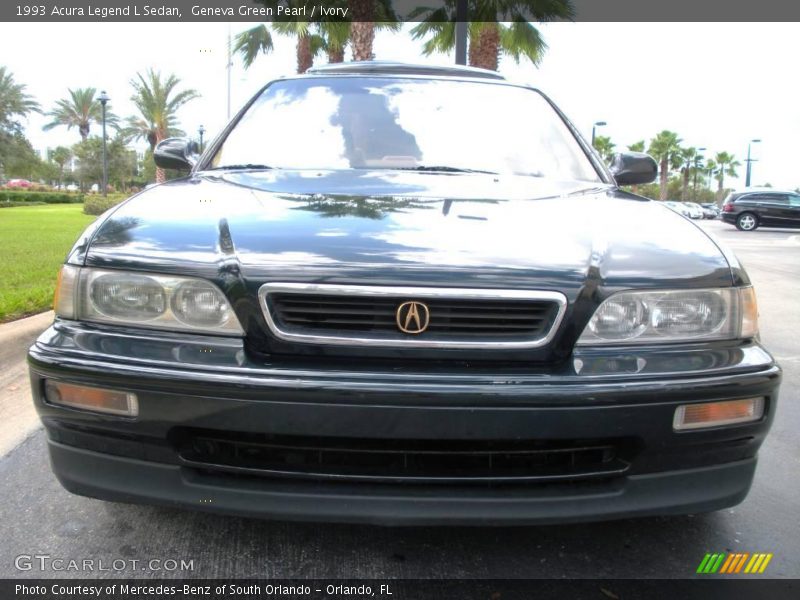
[
  {"xmin": 681, "ymin": 202, "xmax": 704, "ymax": 219},
  {"xmin": 663, "ymin": 201, "xmax": 691, "ymax": 217}
]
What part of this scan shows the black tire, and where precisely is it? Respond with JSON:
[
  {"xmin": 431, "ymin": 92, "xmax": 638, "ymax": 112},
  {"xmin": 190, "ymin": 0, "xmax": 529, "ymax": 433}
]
[{"xmin": 736, "ymin": 212, "xmax": 759, "ymax": 231}]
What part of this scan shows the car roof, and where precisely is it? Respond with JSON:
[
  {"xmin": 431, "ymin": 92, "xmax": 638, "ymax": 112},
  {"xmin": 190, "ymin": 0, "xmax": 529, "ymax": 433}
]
[
  {"xmin": 305, "ymin": 61, "xmax": 506, "ymax": 81},
  {"xmin": 733, "ymin": 188, "xmax": 795, "ymax": 195}
]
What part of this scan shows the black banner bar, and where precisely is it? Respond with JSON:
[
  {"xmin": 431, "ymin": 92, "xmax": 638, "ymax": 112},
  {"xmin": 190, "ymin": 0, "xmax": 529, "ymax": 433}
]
[
  {"xmin": 2, "ymin": 0, "xmax": 800, "ymax": 22},
  {"xmin": 3, "ymin": 579, "xmax": 800, "ymax": 600}
]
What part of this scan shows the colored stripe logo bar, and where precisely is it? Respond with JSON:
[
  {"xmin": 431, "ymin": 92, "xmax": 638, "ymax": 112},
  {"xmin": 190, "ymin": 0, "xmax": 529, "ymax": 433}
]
[{"xmin": 697, "ymin": 553, "xmax": 773, "ymax": 574}]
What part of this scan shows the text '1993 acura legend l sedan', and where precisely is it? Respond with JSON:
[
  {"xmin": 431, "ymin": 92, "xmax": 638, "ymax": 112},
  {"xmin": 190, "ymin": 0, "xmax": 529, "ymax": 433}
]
[{"xmin": 28, "ymin": 62, "xmax": 780, "ymax": 525}]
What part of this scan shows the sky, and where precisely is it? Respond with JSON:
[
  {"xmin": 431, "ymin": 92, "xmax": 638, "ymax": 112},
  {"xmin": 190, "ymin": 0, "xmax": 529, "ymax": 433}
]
[{"xmin": 1, "ymin": 21, "xmax": 798, "ymax": 190}]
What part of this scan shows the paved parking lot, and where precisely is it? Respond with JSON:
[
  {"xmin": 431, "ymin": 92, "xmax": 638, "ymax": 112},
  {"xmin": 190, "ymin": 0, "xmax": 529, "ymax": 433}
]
[{"xmin": 1, "ymin": 218, "xmax": 798, "ymax": 580}]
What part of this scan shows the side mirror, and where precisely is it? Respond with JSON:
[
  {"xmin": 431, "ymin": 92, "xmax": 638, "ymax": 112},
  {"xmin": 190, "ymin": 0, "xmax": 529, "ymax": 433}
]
[
  {"xmin": 609, "ymin": 152, "xmax": 658, "ymax": 186},
  {"xmin": 154, "ymin": 137, "xmax": 199, "ymax": 171}
]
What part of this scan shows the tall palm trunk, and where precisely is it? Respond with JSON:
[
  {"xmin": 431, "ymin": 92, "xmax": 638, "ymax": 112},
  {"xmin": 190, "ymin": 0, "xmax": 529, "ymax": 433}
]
[
  {"xmin": 297, "ymin": 35, "xmax": 313, "ymax": 73},
  {"xmin": 681, "ymin": 169, "xmax": 690, "ymax": 201},
  {"xmin": 328, "ymin": 46, "xmax": 345, "ymax": 63},
  {"xmin": 154, "ymin": 132, "xmax": 166, "ymax": 184},
  {"xmin": 469, "ymin": 23, "xmax": 500, "ymax": 71},
  {"xmin": 659, "ymin": 158, "xmax": 668, "ymax": 200},
  {"xmin": 468, "ymin": 28, "xmax": 481, "ymax": 66},
  {"xmin": 79, "ymin": 123, "xmax": 89, "ymax": 141},
  {"xmin": 349, "ymin": 0, "xmax": 375, "ymax": 61}
]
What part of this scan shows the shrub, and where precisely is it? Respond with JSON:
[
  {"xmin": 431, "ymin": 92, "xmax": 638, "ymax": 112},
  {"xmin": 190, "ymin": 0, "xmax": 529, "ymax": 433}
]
[
  {"xmin": 0, "ymin": 200, "xmax": 46, "ymax": 208},
  {"xmin": 0, "ymin": 190, "xmax": 83, "ymax": 204},
  {"xmin": 83, "ymin": 194, "xmax": 128, "ymax": 215}
]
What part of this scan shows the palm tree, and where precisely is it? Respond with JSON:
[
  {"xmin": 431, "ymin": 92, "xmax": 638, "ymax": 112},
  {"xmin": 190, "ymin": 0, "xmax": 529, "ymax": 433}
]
[
  {"xmin": 320, "ymin": 20, "xmax": 350, "ymax": 63},
  {"xmin": 235, "ymin": 3, "xmax": 397, "ymax": 72},
  {"xmin": 273, "ymin": 21, "xmax": 325, "ymax": 74},
  {"xmin": 349, "ymin": 0, "xmax": 376, "ymax": 61},
  {"xmin": 679, "ymin": 146, "xmax": 701, "ymax": 201},
  {"xmin": 42, "ymin": 88, "xmax": 116, "ymax": 141},
  {"xmin": 411, "ymin": 1, "xmax": 574, "ymax": 71},
  {"xmin": 124, "ymin": 69, "xmax": 199, "ymax": 183},
  {"xmin": 236, "ymin": 1, "xmax": 327, "ymax": 73},
  {"xmin": 592, "ymin": 135, "xmax": 615, "ymax": 163},
  {"xmin": 627, "ymin": 140, "xmax": 645, "ymax": 153},
  {"xmin": 648, "ymin": 130, "xmax": 683, "ymax": 200},
  {"xmin": 624, "ymin": 141, "xmax": 646, "ymax": 193},
  {"xmin": 50, "ymin": 146, "xmax": 72, "ymax": 188},
  {"xmin": 0, "ymin": 66, "xmax": 40, "ymax": 131},
  {"xmin": 713, "ymin": 151, "xmax": 740, "ymax": 199},
  {"xmin": 347, "ymin": 0, "xmax": 400, "ymax": 61},
  {"xmin": 233, "ymin": 24, "xmax": 274, "ymax": 68},
  {"xmin": 235, "ymin": 23, "xmax": 328, "ymax": 74},
  {"xmin": 704, "ymin": 158, "xmax": 717, "ymax": 195}
]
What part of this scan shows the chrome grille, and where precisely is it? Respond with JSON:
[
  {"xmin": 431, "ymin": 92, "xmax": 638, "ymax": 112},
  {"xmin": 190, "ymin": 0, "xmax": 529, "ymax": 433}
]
[{"xmin": 259, "ymin": 283, "xmax": 567, "ymax": 349}]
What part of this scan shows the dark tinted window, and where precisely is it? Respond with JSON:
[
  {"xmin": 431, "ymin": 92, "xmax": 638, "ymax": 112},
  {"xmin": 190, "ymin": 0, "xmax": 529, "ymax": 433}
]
[
  {"xmin": 789, "ymin": 195, "xmax": 800, "ymax": 207},
  {"xmin": 743, "ymin": 194, "xmax": 788, "ymax": 204}
]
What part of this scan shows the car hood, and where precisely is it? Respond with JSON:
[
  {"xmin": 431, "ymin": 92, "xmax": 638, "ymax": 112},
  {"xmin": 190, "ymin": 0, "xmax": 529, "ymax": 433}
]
[{"xmin": 80, "ymin": 170, "xmax": 733, "ymax": 296}]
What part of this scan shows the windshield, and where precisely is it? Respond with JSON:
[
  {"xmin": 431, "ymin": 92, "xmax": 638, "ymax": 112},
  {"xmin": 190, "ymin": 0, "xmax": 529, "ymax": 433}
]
[{"xmin": 210, "ymin": 76, "xmax": 601, "ymax": 182}]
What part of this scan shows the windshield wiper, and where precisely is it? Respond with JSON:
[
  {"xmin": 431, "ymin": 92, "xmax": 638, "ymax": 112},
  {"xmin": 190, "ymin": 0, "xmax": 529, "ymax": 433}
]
[
  {"xmin": 397, "ymin": 165, "xmax": 498, "ymax": 175},
  {"xmin": 566, "ymin": 185, "xmax": 613, "ymax": 196},
  {"xmin": 206, "ymin": 164, "xmax": 274, "ymax": 171}
]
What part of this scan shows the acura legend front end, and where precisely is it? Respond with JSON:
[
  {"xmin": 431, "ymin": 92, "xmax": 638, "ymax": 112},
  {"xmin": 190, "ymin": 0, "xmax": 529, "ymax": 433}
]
[{"xmin": 28, "ymin": 62, "xmax": 780, "ymax": 524}]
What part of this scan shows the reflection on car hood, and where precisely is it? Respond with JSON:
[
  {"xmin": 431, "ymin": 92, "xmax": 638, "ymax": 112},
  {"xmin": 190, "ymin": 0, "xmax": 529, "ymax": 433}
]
[{"xmin": 80, "ymin": 170, "xmax": 733, "ymax": 295}]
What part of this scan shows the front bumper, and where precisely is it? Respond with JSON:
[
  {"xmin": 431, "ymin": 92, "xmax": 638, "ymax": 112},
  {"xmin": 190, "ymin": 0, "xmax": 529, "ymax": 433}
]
[{"xmin": 28, "ymin": 320, "xmax": 781, "ymax": 525}]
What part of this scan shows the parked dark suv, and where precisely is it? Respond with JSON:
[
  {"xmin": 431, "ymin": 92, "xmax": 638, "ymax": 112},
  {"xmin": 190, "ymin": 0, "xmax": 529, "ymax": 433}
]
[
  {"xmin": 28, "ymin": 62, "xmax": 780, "ymax": 525},
  {"xmin": 721, "ymin": 189, "xmax": 800, "ymax": 231}
]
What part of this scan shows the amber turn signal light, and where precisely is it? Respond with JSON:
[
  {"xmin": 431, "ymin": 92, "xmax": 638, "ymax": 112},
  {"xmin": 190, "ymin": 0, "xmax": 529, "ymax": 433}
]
[
  {"xmin": 673, "ymin": 397, "xmax": 763, "ymax": 431},
  {"xmin": 44, "ymin": 380, "xmax": 138, "ymax": 417}
]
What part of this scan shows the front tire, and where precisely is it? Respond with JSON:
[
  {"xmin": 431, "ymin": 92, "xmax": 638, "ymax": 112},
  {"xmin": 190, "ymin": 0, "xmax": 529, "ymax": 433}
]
[{"xmin": 736, "ymin": 212, "xmax": 758, "ymax": 231}]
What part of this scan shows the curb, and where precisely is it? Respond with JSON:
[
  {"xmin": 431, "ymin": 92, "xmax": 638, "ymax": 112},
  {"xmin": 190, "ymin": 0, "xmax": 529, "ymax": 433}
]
[{"xmin": 0, "ymin": 311, "xmax": 53, "ymax": 361}]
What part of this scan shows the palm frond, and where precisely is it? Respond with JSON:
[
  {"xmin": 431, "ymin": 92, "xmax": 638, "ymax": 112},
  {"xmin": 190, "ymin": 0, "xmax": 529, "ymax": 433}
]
[
  {"xmin": 409, "ymin": 0, "xmax": 570, "ymax": 69},
  {"xmin": 273, "ymin": 21, "xmax": 311, "ymax": 37},
  {"xmin": 0, "ymin": 66, "xmax": 40, "ymax": 130},
  {"xmin": 499, "ymin": 18, "xmax": 546, "ymax": 65},
  {"xmin": 319, "ymin": 20, "xmax": 350, "ymax": 53},
  {"xmin": 501, "ymin": 0, "xmax": 575, "ymax": 22},
  {"xmin": 233, "ymin": 24, "xmax": 275, "ymax": 68},
  {"xmin": 127, "ymin": 69, "xmax": 198, "ymax": 148}
]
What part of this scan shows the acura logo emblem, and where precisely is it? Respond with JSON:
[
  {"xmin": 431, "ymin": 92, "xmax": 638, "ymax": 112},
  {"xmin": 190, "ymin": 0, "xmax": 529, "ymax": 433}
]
[{"xmin": 396, "ymin": 301, "xmax": 430, "ymax": 334}]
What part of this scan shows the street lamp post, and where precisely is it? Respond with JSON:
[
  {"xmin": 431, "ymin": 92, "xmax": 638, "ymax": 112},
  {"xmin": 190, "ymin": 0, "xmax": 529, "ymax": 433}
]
[
  {"xmin": 692, "ymin": 147, "xmax": 706, "ymax": 202},
  {"xmin": 454, "ymin": 0, "xmax": 467, "ymax": 65},
  {"xmin": 591, "ymin": 121, "xmax": 606, "ymax": 146},
  {"xmin": 98, "ymin": 90, "xmax": 109, "ymax": 198},
  {"xmin": 744, "ymin": 139, "xmax": 761, "ymax": 188},
  {"xmin": 198, "ymin": 125, "xmax": 206, "ymax": 153}
]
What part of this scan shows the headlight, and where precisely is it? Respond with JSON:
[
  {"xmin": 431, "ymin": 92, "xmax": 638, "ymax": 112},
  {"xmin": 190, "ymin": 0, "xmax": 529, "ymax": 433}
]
[
  {"xmin": 55, "ymin": 266, "xmax": 244, "ymax": 336},
  {"xmin": 577, "ymin": 287, "xmax": 758, "ymax": 345}
]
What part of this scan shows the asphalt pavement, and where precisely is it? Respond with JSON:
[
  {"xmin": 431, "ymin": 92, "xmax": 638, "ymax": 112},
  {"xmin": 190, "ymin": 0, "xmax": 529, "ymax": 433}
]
[{"xmin": 0, "ymin": 219, "xmax": 798, "ymax": 580}]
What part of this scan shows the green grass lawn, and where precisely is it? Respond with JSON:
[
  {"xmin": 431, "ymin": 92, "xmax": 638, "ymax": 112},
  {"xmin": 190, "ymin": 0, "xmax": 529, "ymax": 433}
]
[{"xmin": 0, "ymin": 204, "xmax": 95, "ymax": 322}]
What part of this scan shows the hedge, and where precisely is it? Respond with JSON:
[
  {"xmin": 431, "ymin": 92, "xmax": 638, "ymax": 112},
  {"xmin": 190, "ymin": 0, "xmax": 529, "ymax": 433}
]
[
  {"xmin": 83, "ymin": 194, "xmax": 128, "ymax": 215},
  {"xmin": 0, "ymin": 200, "xmax": 47, "ymax": 208},
  {"xmin": 0, "ymin": 190, "xmax": 83, "ymax": 204}
]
